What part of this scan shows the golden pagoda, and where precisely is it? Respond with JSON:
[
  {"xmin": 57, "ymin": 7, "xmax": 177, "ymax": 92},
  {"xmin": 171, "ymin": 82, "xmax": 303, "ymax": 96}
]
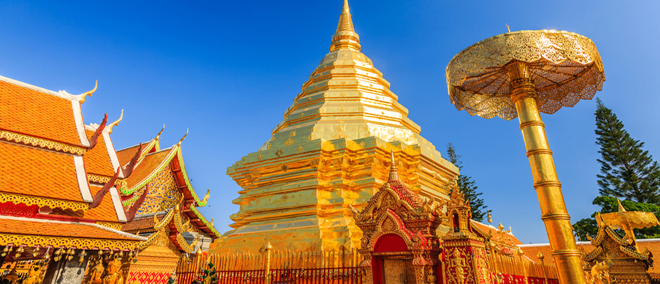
[{"xmin": 210, "ymin": 0, "xmax": 459, "ymax": 254}]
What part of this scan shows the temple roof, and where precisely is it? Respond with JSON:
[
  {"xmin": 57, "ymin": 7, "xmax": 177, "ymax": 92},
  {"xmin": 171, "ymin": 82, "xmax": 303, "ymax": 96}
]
[
  {"xmin": 0, "ymin": 141, "xmax": 91, "ymax": 211},
  {"xmin": 0, "ymin": 76, "xmax": 90, "ymax": 147},
  {"xmin": 0, "ymin": 215, "xmax": 145, "ymax": 250},
  {"xmin": 116, "ymin": 138, "xmax": 160, "ymax": 167},
  {"xmin": 83, "ymin": 185, "xmax": 126, "ymax": 223},
  {"xmin": 119, "ymin": 141, "xmax": 208, "ymax": 207},
  {"xmin": 84, "ymin": 128, "xmax": 117, "ymax": 178},
  {"xmin": 124, "ymin": 147, "xmax": 174, "ymax": 190}
]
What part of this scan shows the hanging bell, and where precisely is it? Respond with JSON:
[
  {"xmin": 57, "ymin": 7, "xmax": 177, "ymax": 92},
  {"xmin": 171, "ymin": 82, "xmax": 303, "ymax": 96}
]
[
  {"xmin": 98, "ymin": 250, "xmax": 103, "ymax": 256},
  {"xmin": 2, "ymin": 246, "xmax": 13, "ymax": 257},
  {"xmin": 32, "ymin": 246, "xmax": 40, "ymax": 257},
  {"xmin": 16, "ymin": 246, "xmax": 24, "ymax": 253},
  {"xmin": 14, "ymin": 252, "xmax": 21, "ymax": 259}
]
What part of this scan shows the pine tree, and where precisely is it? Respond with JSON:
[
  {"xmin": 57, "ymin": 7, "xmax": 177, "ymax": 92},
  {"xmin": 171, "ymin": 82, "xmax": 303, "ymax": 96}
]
[
  {"xmin": 595, "ymin": 98, "xmax": 660, "ymax": 204},
  {"xmin": 446, "ymin": 143, "xmax": 488, "ymax": 222}
]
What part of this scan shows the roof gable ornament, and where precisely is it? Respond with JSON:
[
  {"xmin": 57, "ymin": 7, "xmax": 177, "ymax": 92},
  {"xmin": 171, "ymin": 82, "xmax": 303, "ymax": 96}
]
[
  {"xmin": 156, "ymin": 124, "xmax": 165, "ymax": 141},
  {"xmin": 88, "ymin": 113, "xmax": 108, "ymax": 150},
  {"xmin": 124, "ymin": 184, "xmax": 149, "ymax": 222},
  {"xmin": 122, "ymin": 143, "xmax": 143, "ymax": 178},
  {"xmin": 177, "ymin": 128, "xmax": 189, "ymax": 146},
  {"xmin": 106, "ymin": 109, "xmax": 124, "ymax": 134},
  {"xmin": 74, "ymin": 80, "xmax": 98, "ymax": 103},
  {"xmin": 89, "ymin": 166, "xmax": 121, "ymax": 209}
]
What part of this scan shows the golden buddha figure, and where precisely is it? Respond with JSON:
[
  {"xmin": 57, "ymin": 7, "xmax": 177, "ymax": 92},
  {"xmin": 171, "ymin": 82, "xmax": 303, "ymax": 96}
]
[
  {"xmin": 21, "ymin": 263, "xmax": 44, "ymax": 284},
  {"xmin": 86, "ymin": 259, "xmax": 105, "ymax": 284},
  {"xmin": 102, "ymin": 257, "xmax": 124, "ymax": 284}
]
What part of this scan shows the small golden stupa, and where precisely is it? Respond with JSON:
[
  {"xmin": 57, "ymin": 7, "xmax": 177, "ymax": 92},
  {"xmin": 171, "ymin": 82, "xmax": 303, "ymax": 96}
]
[{"xmin": 210, "ymin": 0, "xmax": 459, "ymax": 254}]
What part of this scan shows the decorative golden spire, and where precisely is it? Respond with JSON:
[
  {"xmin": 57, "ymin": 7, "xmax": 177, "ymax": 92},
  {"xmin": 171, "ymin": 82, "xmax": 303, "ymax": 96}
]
[
  {"xmin": 336, "ymin": 0, "xmax": 354, "ymax": 33},
  {"xmin": 388, "ymin": 150, "xmax": 399, "ymax": 182},
  {"xmin": 330, "ymin": 0, "xmax": 360, "ymax": 52}
]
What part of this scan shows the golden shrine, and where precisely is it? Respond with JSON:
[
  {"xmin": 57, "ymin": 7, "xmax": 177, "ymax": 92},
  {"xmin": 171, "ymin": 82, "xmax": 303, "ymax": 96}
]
[
  {"xmin": 209, "ymin": 0, "xmax": 460, "ymax": 255},
  {"xmin": 581, "ymin": 200, "xmax": 660, "ymax": 284},
  {"xmin": 0, "ymin": 74, "xmax": 219, "ymax": 284}
]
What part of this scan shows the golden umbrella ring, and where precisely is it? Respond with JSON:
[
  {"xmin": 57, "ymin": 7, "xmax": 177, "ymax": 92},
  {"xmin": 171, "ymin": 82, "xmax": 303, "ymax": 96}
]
[{"xmin": 446, "ymin": 30, "xmax": 605, "ymax": 284}]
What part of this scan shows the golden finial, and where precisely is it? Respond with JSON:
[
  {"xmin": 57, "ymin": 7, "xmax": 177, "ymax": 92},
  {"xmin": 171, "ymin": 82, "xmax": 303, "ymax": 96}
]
[
  {"xmin": 506, "ymin": 24, "xmax": 510, "ymax": 33},
  {"xmin": 156, "ymin": 124, "xmax": 165, "ymax": 141},
  {"xmin": 536, "ymin": 251, "xmax": 544, "ymax": 260},
  {"xmin": 210, "ymin": 218, "xmax": 214, "ymax": 227},
  {"xmin": 106, "ymin": 109, "xmax": 124, "ymax": 134},
  {"xmin": 337, "ymin": 0, "xmax": 354, "ymax": 32},
  {"xmin": 388, "ymin": 150, "xmax": 400, "ymax": 182},
  {"xmin": 498, "ymin": 223, "xmax": 504, "ymax": 231},
  {"xmin": 78, "ymin": 80, "xmax": 98, "ymax": 104},
  {"xmin": 617, "ymin": 198, "xmax": 627, "ymax": 212},
  {"xmin": 487, "ymin": 209, "xmax": 493, "ymax": 224},
  {"xmin": 177, "ymin": 128, "xmax": 189, "ymax": 146}
]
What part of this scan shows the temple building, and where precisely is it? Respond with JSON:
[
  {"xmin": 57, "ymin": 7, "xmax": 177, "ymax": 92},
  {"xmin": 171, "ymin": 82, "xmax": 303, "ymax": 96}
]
[
  {"xmin": 0, "ymin": 75, "xmax": 219, "ymax": 284},
  {"xmin": 209, "ymin": 0, "xmax": 460, "ymax": 254}
]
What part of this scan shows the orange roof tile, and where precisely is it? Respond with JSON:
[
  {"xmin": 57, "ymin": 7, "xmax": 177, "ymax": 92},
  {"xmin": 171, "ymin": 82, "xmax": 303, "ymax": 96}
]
[
  {"xmin": 125, "ymin": 149, "xmax": 173, "ymax": 189},
  {"xmin": 0, "ymin": 80, "xmax": 82, "ymax": 146},
  {"xmin": 0, "ymin": 217, "xmax": 141, "ymax": 241},
  {"xmin": 84, "ymin": 130, "xmax": 116, "ymax": 177},
  {"xmin": 83, "ymin": 185, "xmax": 119, "ymax": 222},
  {"xmin": 0, "ymin": 141, "xmax": 86, "ymax": 202},
  {"xmin": 116, "ymin": 144, "xmax": 142, "ymax": 167},
  {"xmin": 122, "ymin": 212, "xmax": 166, "ymax": 232}
]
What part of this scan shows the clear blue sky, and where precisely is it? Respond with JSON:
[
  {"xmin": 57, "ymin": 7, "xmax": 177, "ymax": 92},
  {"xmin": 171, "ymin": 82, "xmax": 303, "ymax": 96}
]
[{"xmin": 2, "ymin": 0, "xmax": 659, "ymax": 243}]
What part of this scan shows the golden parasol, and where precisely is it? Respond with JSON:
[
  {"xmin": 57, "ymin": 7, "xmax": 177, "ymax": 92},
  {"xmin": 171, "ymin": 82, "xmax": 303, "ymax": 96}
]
[{"xmin": 446, "ymin": 30, "xmax": 606, "ymax": 284}]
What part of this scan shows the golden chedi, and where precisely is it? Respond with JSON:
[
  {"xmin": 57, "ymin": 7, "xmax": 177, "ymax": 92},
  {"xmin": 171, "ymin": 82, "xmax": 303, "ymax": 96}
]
[{"xmin": 210, "ymin": 0, "xmax": 459, "ymax": 254}]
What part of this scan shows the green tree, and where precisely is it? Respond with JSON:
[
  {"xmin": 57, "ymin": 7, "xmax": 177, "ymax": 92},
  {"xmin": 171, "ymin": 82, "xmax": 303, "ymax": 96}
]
[
  {"xmin": 446, "ymin": 143, "xmax": 488, "ymax": 222},
  {"xmin": 573, "ymin": 196, "xmax": 660, "ymax": 241},
  {"xmin": 595, "ymin": 98, "xmax": 660, "ymax": 204}
]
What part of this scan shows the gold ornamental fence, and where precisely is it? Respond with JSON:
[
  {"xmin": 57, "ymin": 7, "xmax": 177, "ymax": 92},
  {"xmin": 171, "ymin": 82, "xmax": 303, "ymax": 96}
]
[
  {"xmin": 176, "ymin": 248, "xmax": 364, "ymax": 284},
  {"xmin": 176, "ymin": 248, "xmax": 559, "ymax": 284},
  {"xmin": 486, "ymin": 253, "xmax": 559, "ymax": 284}
]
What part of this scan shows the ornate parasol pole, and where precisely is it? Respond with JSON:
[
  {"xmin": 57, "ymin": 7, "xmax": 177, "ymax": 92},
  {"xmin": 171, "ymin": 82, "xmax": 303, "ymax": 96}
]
[{"xmin": 446, "ymin": 30, "xmax": 605, "ymax": 284}]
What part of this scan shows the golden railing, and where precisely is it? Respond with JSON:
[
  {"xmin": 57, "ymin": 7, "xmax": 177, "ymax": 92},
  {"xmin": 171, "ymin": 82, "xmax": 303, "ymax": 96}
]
[
  {"xmin": 487, "ymin": 253, "xmax": 559, "ymax": 284},
  {"xmin": 176, "ymin": 248, "xmax": 364, "ymax": 284}
]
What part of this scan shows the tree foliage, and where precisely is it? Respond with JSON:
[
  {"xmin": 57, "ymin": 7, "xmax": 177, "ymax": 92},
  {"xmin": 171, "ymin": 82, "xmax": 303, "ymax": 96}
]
[
  {"xmin": 446, "ymin": 143, "xmax": 488, "ymax": 222},
  {"xmin": 572, "ymin": 196, "xmax": 660, "ymax": 241},
  {"xmin": 595, "ymin": 98, "xmax": 660, "ymax": 204}
]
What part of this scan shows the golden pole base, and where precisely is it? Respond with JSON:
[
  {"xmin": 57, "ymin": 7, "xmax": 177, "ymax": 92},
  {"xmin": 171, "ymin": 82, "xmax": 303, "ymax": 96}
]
[{"xmin": 508, "ymin": 61, "xmax": 587, "ymax": 284}]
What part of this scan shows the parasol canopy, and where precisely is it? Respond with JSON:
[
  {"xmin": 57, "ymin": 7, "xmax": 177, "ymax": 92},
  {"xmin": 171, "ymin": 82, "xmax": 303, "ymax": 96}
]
[{"xmin": 446, "ymin": 30, "xmax": 605, "ymax": 120}]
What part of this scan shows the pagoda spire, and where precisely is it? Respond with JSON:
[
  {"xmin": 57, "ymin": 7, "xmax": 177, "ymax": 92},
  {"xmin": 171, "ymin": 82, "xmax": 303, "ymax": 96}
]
[
  {"xmin": 388, "ymin": 150, "xmax": 400, "ymax": 182},
  {"xmin": 336, "ymin": 0, "xmax": 354, "ymax": 33},
  {"xmin": 330, "ymin": 0, "xmax": 361, "ymax": 52}
]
